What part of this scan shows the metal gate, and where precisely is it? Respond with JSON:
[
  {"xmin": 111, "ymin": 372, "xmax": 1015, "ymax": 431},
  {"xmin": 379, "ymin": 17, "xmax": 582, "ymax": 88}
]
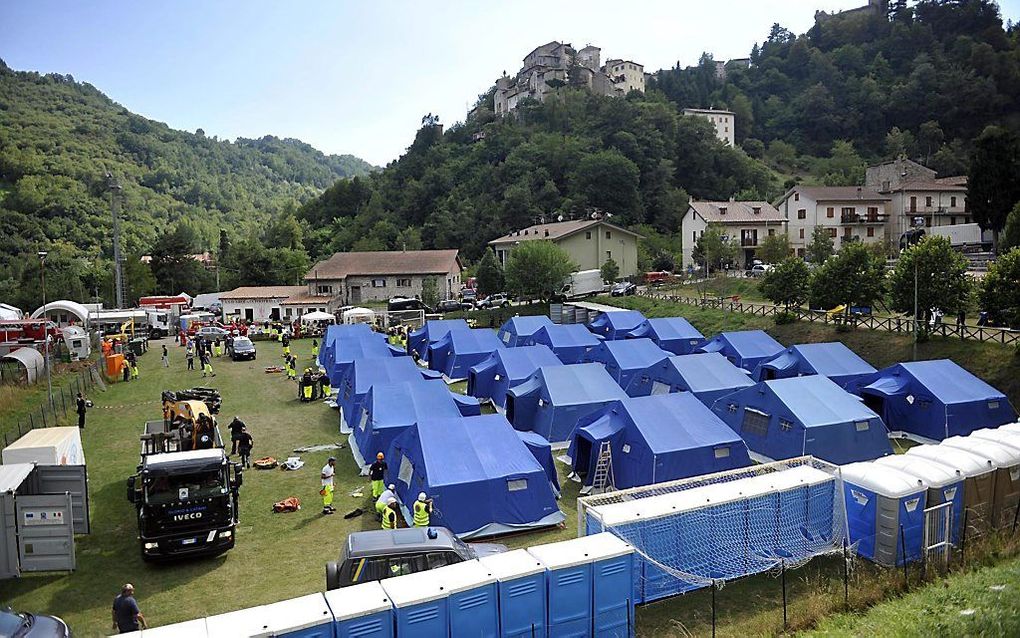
[
  {"xmin": 15, "ymin": 493, "xmax": 76, "ymax": 574},
  {"xmin": 33, "ymin": 465, "xmax": 90, "ymax": 534},
  {"xmin": 923, "ymin": 501, "xmax": 952, "ymax": 575}
]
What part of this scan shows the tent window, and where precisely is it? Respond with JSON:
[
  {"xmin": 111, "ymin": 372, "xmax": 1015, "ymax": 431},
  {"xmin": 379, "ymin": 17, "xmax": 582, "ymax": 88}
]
[
  {"xmin": 855, "ymin": 421, "xmax": 870, "ymax": 432},
  {"xmin": 988, "ymin": 401, "xmax": 1000, "ymax": 410},
  {"xmin": 714, "ymin": 446, "xmax": 730, "ymax": 459},
  {"xmin": 779, "ymin": 418, "xmax": 794, "ymax": 432},
  {"xmin": 359, "ymin": 410, "xmax": 369, "ymax": 431},
  {"xmin": 507, "ymin": 478, "xmax": 528, "ymax": 492},
  {"xmin": 501, "ymin": 332, "xmax": 511, "ymax": 343},
  {"xmin": 650, "ymin": 381, "xmax": 670, "ymax": 395},
  {"xmin": 398, "ymin": 455, "xmax": 414, "ymax": 485},
  {"xmin": 741, "ymin": 408, "xmax": 770, "ymax": 436}
]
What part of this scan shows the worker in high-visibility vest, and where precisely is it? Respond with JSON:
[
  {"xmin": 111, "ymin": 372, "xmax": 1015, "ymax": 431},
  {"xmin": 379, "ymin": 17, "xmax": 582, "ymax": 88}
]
[
  {"xmin": 311, "ymin": 339, "xmax": 319, "ymax": 359},
  {"xmin": 413, "ymin": 492, "xmax": 433, "ymax": 527},
  {"xmin": 381, "ymin": 498, "xmax": 400, "ymax": 530},
  {"xmin": 375, "ymin": 484, "xmax": 397, "ymax": 517}
]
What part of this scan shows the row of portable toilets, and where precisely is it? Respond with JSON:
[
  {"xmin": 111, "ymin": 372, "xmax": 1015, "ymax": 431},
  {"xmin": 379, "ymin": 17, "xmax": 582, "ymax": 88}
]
[
  {"xmin": 121, "ymin": 533, "xmax": 635, "ymax": 638},
  {"xmin": 840, "ymin": 423, "xmax": 1020, "ymax": 567}
]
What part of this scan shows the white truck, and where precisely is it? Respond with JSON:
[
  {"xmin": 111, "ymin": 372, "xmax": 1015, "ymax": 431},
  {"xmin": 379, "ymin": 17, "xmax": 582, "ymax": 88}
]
[{"xmin": 556, "ymin": 270, "xmax": 606, "ymax": 301}]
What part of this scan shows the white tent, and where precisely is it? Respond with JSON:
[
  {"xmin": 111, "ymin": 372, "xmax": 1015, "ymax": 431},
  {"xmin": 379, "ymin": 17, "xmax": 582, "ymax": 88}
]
[
  {"xmin": 31, "ymin": 300, "xmax": 90, "ymax": 326},
  {"xmin": 1, "ymin": 347, "xmax": 45, "ymax": 384},
  {"xmin": 0, "ymin": 303, "xmax": 23, "ymax": 321},
  {"xmin": 341, "ymin": 307, "xmax": 374, "ymax": 324},
  {"xmin": 301, "ymin": 310, "xmax": 336, "ymax": 323}
]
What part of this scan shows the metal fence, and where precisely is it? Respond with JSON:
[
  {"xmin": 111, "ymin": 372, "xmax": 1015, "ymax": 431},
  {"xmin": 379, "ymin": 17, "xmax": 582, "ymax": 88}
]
[{"xmin": 1, "ymin": 360, "xmax": 105, "ymax": 448}]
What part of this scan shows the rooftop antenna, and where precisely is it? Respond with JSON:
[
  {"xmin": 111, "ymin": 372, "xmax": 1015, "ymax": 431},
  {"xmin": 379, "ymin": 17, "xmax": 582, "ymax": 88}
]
[{"xmin": 107, "ymin": 172, "xmax": 125, "ymax": 309}]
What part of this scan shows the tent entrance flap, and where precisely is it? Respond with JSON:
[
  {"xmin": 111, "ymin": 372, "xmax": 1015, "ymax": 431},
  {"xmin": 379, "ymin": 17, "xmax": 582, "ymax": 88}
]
[{"xmin": 574, "ymin": 438, "xmax": 594, "ymax": 480}]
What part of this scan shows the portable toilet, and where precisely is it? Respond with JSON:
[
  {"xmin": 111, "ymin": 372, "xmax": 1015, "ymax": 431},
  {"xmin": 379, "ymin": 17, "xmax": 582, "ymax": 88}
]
[
  {"xmin": 478, "ymin": 549, "xmax": 547, "ymax": 638},
  {"xmin": 527, "ymin": 532, "xmax": 635, "ymax": 637},
  {"xmin": 323, "ymin": 581, "xmax": 393, "ymax": 638},
  {"xmin": 874, "ymin": 454, "xmax": 965, "ymax": 545},
  {"xmin": 1001, "ymin": 422, "xmax": 1020, "ymax": 435},
  {"xmin": 118, "ymin": 618, "xmax": 209, "ymax": 637},
  {"xmin": 205, "ymin": 605, "xmax": 274, "ymax": 637},
  {"xmin": 840, "ymin": 463, "xmax": 927, "ymax": 566},
  {"xmin": 971, "ymin": 426, "xmax": 1020, "ymax": 454},
  {"xmin": 380, "ymin": 567, "xmax": 450, "ymax": 638},
  {"xmin": 907, "ymin": 444, "xmax": 997, "ymax": 536},
  {"xmin": 940, "ymin": 436, "xmax": 1020, "ymax": 530},
  {"xmin": 254, "ymin": 593, "xmax": 334, "ymax": 637},
  {"xmin": 437, "ymin": 559, "xmax": 500, "ymax": 637}
]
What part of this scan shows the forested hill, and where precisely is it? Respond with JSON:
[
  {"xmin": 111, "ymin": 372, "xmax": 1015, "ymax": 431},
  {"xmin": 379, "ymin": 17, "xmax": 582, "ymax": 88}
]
[{"xmin": 0, "ymin": 61, "xmax": 375, "ymax": 269}]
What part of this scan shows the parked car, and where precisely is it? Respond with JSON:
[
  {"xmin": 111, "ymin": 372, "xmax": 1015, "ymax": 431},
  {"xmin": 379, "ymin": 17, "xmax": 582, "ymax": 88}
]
[
  {"xmin": 387, "ymin": 297, "xmax": 433, "ymax": 313},
  {"xmin": 477, "ymin": 293, "xmax": 511, "ymax": 309},
  {"xmin": 460, "ymin": 288, "xmax": 477, "ymax": 302},
  {"xmin": 746, "ymin": 264, "xmax": 773, "ymax": 278},
  {"xmin": 326, "ymin": 528, "xmax": 506, "ymax": 590},
  {"xmin": 610, "ymin": 281, "xmax": 638, "ymax": 297},
  {"xmin": 229, "ymin": 336, "xmax": 256, "ymax": 361},
  {"xmin": 196, "ymin": 325, "xmax": 230, "ymax": 339},
  {"xmin": 0, "ymin": 608, "xmax": 70, "ymax": 637},
  {"xmin": 436, "ymin": 299, "xmax": 471, "ymax": 313}
]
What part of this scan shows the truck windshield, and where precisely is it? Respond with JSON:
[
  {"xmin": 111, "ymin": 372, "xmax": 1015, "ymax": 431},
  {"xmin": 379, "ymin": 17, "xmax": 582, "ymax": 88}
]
[{"xmin": 145, "ymin": 470, "xmax": 227, "ymax": 505}]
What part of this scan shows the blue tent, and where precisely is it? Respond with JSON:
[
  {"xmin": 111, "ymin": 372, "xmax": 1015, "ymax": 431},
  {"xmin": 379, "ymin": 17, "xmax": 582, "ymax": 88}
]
[
  {"xmin": 625, "ymin": 352, "xmax": 754, "ymax": 405},
  {"xmin": 515, "ymin": 429, "xmax": 560, "ymax": 494},
  {"xmin": 627, "ymin": 317, "xmax": 705, "ymax": 355},
  {"xmin": 318, "ymin": 323, "xmax": 373, "ymax": 369},
  {"xmin": 325, "ymin": 334, "xmax": 405, "ymax": 388},
  {"xmin": 752, "ymin": 342, "xmax": 876, "ymax": 388},
  {"xmin": 338, "ymin": 357, "xmax": 441, "ymax": 431},
  {"xmin": 386, "ymin": 414, "xmax": 565, "ymax": 539},
  {"xmin": 847, "ymin": 359, "xmax": 1016, "ymax": 441},
  {"xmin": 582, "ymin": 339, "xmax": 669, "ymax": 390},
  {"xmin": 527, "ymin": 324, "xmax": 601, "ymax": 364},
  {"xmin": 351, "ymin": 380, "xmax": 466, "ymax": 470},
  {"xmin": 696, "ymin": 330, "xmax": 784, "ymax": 372},
  {"xmin": 506, "ymin": 363, "xmax": 628, "ymax": 444},
  {"xmin": 587, "ymin": 310, "xmax": 647, "ymax": 340},
  {"xmin": 497, "ymin": 315, "xmax": 553, "ymax": 347},
  {"xmin": 711, "ymin": 375, "xmax": 893, "ymax": 465},
  {"xmin": 427, "ymin": 328, "xmax": 506, "ymax": 381},
  {"xmin": 408, "ymin": 319, "xmax": 470, "ymax": 361},
  {"xmin": 468, "ymin": 345, "xmax": 562, "ymax": 409},
  {"xmin": 568, "ymin": 394, "xmax": 752, "ymax": 489}
]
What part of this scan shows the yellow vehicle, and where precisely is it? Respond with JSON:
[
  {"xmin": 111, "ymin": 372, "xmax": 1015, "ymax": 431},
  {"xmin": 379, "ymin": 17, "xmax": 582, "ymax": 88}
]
[{"xmin": 163, "ymin": 399, "xmax": 211, "ymax": 425}]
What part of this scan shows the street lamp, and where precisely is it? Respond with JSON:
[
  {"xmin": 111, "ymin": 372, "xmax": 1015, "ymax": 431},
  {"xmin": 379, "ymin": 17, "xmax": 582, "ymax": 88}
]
[
  {"xmin": 38, "ymin": 250, "xmax": 53, "ymax": 409},
  {"xmin": 911, "ymin": 217, "xmax": 925, "ymax": 361}
]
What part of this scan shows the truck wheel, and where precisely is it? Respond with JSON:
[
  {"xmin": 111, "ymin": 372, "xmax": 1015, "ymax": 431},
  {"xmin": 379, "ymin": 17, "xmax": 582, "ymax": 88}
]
[{"xmin": 326, "ymin": 561, "xmax": 341, "ymax": 590}]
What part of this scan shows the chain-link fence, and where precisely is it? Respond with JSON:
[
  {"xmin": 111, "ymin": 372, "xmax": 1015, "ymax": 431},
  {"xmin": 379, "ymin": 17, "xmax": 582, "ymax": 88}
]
[{"xmin": 0, "ymin": 360, "xmax": 105, "ymax": 447}]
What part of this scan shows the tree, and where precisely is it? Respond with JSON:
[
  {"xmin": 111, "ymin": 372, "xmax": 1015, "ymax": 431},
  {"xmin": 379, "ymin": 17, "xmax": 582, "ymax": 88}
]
[
  {"xmin": 474, "ymin": 250, "xmax": 505, "ymax": 296},
  {"xmin": 981, "ymin": 247, "xmax": 1020, "ymax": 328},
  {"xmin": 759, "ymin": 257, "xmax": 810, "ymax": 309},
  {"xmin": 1002, "ymin": 202, "xmax": 1020, "ymax": 252},
  {"xmin": 691, "ymin": 224, "xmax": 738, "ymax": 273},
  {"xmin": 889, "ymin": 236, "xmax": 971, "ymax": 331},
  {"xmin": 969, "ymin": 126, "xmax": 1020, "ymax": 245},
  {"xmin": 600, "ymin": 258, "xmax": 620, "ymax": 284},
  {"xmin": 420, "ymin": 277, "xmax": 440, "ymax": 309},
  {"xmin": 757, "ymin": 233, "xmax": 791, "ymax": 264},
  {"xmin": 504, "ymin": 241, "xmax": 576, "ymax": 300},
  {"xmin": 571, "ymin": 150, "xmax": 641, "ymax": 222},
  {"xmin": 809, "ymin": 242, "xmax": 887, "ymax": 312},
  {"xmin": 805, "ymin": 226, "xmax": 834, "ymax": 264}
]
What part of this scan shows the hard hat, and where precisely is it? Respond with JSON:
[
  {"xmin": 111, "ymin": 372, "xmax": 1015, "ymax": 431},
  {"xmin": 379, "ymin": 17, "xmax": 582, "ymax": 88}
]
[
  {"xmin": 376, "ymin": 452, "xmax": 385, "ymax": 460},
  {"xmin": 418, "ymin": 492, "xmax": 427, "ymax": 502},
  {"xmin": 387, "ymin": 497, "xmax": 397, "ymax": 504},
  {"xmin": 388, "ymin": 484, "xmax": 395, "ymax": 491},
  {"xmin": 327, "ymin": 456, "xmax": 336, "ymax": 462}
]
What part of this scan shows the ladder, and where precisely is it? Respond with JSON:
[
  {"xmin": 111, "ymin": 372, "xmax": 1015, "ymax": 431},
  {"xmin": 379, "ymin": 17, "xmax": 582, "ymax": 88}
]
[{"xmin": 588, "ymin": 440, "xmax": 616, "ymax": 495}]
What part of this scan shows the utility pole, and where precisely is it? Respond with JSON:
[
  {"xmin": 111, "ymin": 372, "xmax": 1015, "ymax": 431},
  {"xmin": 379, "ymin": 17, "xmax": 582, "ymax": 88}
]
[
  {"xmin": 107, "ymin": 172, "xmax": 125, "ymax": 309},
  {"xmin": 39, "ymin": 251, "xmax": 53, "ymax": 409}
]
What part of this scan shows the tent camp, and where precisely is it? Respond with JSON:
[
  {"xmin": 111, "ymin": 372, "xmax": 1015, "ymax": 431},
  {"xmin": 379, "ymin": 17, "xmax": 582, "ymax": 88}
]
[
  {"xmin": 582, "ymin": 339, "xmax": 669, "ymax": 390},
  {"xmin": 324, "ymin": 333, "xmax": 406, "ymax": 388},
  {"xmin": 386, "ymin": 414, "xmax": 565, "ymax": 538},
  {"xmin": 848, "ymin": 360, "xmax": 1016, "ymax": 442},
  {"xmin": 496, "ymin": 315, "xmax": 553, "ymax": 347},
  {"xmin": 338, "ymin": 357, "xmax": 441, "ymax": 431},
  {"xmin": 427, "ymin": 328, "xmax": 506, "ymax": 381},
  {"xmin": 568, "ymin": 393, "xmax": 752, "ymax": 490},
  {"xmin": 467, "ymin": 345, "xmax": 562, "ymax": 409},
  {"xmin": 587, "ymin": 310, "xmax": 647, "ymax": 340},
  {"xmin": 506, "ymin": 363, "xmax": 628, "ymax": 445},
  {"xmin": 350, "ymin": 380, "xmax": 466, "ymax": 470},
  {"xmin": 526, "ymin": 324, "xmax": 601, "ymax": 364},
  {"xmin": 625, "ymin": 352, "xmax": 754, "ymax": 404},
  {"xmin": 317, "ymin": 323, "xmax": 373, "ymax": 369},
  {"xmin": 712, "ymin": 375, "xmax": 893, "ymax": 465},
  {"xmin": 515, "ymin": 430, "xmax": 560, "ymax": 495},
  {"xmin": 752, "ymin": 342, "xmax": 876, "ymax": 388},
  {"xmin": 696, "ymin": 330, "xmax": 784, "ymax": 372},
  {"xmin": 627, "ymin": 317, "xmax": 705, "ymax": 355},
  {"xmin": 408, "ymin": 319, "xmax": 470, "ymax": 361}
]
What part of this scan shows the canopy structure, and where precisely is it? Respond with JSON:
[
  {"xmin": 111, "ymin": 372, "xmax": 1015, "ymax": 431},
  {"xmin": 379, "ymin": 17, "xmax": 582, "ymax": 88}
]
[
  {"xmin": 587, "ymin": 310, "xmax": 647, "ymax": 340},
  {"xmin": 497, "ymin": 315, "xmax": 553, "ymax": 347},
  {"xmin": 752, "ymin": 342, "xmax": 876, "ymax": 388},
  {"xmin": 696, "ymin": 330, "xmax": 784, "ymax": 372},
  {"xmin": 847, "ymin": 359, "xmax": 1016, "ymax": 442},
  {"xmin": 628, "ymin": 317, "xmax": 705, "ymax": 355},
  {"xmin": 527, "ymin": 324, "xmax": 601, "ymax": 364},
  {"xmin": 318, "ymin": 323, "xmax": 373, "ymax": 370},
  {"xmin": 569, "ymin": 393, "xmax": 752, "ymax": 490},
  {"xmin": 408, "ymin": 319, "xmax": 470, "ymax": 361},
  {"xmin": 625, "ymin": 352, "xmax": 754, "ymax": 405},
  {"xmin": 582, "ymin": 339, "xmax": 669, "ymax": 390},
  {"xmin": 506, "ymin": 363, "xmax": 628, "ymax": 445},
  {"xmin": 341, "ymin": 307, "xmax": 374, "ymax": 324},
  {"xmin": 351, "ymin": 380, "xmax": 466, "ymax": 469},
  {"xmin": 515, "ymin": 429, "xmax": 560, "ymax": 494},
  {"xmin": 31, "ymin": 300, "xmax": 89, "ymax": 326},
  {"xmin": 301, "ymin": 310, "xmax": 336, "ymax": 323},
  {"xmin": 712, "ymin": 375, "xmax": 892, "ymax": 465},
  {"xmin": 467, "ymin": 345, "xmax": 562, "ymax": 409},
  {"xmin": 0, "ymin": 347, "xmax": 45, "ymax": 384},
  {"xmin": 338, "ymin": 357, "xmax": 441, "ymax": 431},
  {"xmin": 386, "ymin": 414, "xmax": 565, "ymax": 539},
  {"xmin": 427, "ymin": 328, "xmax": 506, "ymax": 381},
  {"xmin": 0, "ymin": 303, "xmax": 23, "ymax": 321},
  {"xmin": 324, "ymin": 333, "xmax": 406, "ymax": 388}
]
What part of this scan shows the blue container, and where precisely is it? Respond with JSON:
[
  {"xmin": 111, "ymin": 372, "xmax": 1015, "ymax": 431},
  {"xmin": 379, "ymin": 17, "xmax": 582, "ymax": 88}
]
[
  {"xmin": 255, "ymin": 593, "xmax": 334, "ymax": 638},
  {"xmin": 440, "ymin": 559, "xmax": 500, "ymax": 638},
  {"xmin": 380, "ymin": 568, "xmax": 450, "ymax": 638},
  {"xmin": 324, "ymin": 581, "xmax": 393, "ymax": 638},
  {"xmin": 841, "ymin": 462, "xmax": 927, "ymax": 566},
  {"xmin": 479, "ymin": 549, "xmax": 548, "ymax": 638}
]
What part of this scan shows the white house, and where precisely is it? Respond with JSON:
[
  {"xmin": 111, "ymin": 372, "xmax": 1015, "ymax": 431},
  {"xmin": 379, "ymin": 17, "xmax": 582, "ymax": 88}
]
[
  {"xmin": 681, "ymin": 200, "xmax": 786, "ymax": 270},
  {"xmin": 305, "ymin": 250, "xmax": 462, "ymax": 306},
  {"xmin": 775, "ymin": 186, "xmax": 891, "ymax": 257},
  {"xmin": 220, "ymin": 286, "xmax": 306, "ymax": 323},
  {"xmin": 683, "ymin": 108, "xmax": 735, "ymax": 146}
]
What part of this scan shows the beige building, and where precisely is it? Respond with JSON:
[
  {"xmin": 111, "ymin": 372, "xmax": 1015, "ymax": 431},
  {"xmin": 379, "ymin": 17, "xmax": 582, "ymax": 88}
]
[
  {"xmin": 681, "ymin": 201, "xmax": 786, "ymax": 269},
  {"xmin": 220, "ymin": 286, "xmax": 307, "ymax": 322},
  {"xmin": 488, "ymin": 220, "xmax": 641, "ymax": 277},
  {"xmin": 305, "ymin": 250, "xmax": 462, "ymax": 306},
  {"xmin": 603, "ymin": 59, "xmax": 645, "ymax": 93},
  {"xmin": 776, "ymin": 186, "xmax": 891, "ymax": 257},
  {"xmin": 865, "ymin": 159, "xmax": 969, "ymax": 237},
  {"xmin": 683, "ymin": 108, "xmax": 735, "ymax": 146}
]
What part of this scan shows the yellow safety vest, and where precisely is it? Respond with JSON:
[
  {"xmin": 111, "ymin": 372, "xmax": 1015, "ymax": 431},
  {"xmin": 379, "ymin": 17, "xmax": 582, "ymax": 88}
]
[
  {"xmin": 413, "ymin": 500, "xmax": 430, "ymax": 527},
  {"xmin": 382, "ymin": 507, "xmax": 397, "ymax": 530}
]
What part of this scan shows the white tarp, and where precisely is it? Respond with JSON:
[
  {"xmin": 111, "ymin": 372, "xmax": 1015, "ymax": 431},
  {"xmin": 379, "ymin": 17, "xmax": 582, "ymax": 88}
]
[
  {"xmin": 301, "ymin": 310, "xmax": 335, "ymax": 323},
  {"xmin": 1, "ymin": 347, "xmax": 45, "ymax": 384}
]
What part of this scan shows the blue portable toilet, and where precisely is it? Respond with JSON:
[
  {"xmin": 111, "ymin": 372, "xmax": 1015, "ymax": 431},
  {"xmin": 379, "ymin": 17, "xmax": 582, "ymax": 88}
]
[
  {"xmin": 527, "ymin": 323, "xmax": 602, "ymax": 364},
  {"xmin": 427, "ymin": 328, "xmax": 506, "ymax": 381},
  {"xmin": 479, "ymin": 549, "xmax": 548, "ymax": 638},
  {"xmin": 875, "ymin": 454, "xmax": 965, "ymax": 545},
  {"xmin": 582, "ymin": 339, "xmax": 669, "ymax": 390},
  {"xmin": 527, "ymin": 532, "xmax": 635, "ymax": 638},
  {"xmin": 840, "ymin": 462, "xmax": 927, "ymax": 566},
  {"xmin": 587, "ymin": 310, "xmax": 647, "ymax": 340},
  {"xmin": 468, "ymin": 345, "xmax": 562, "ymax": 410},
  {"xmin": 627, "ymin": 317, "xmax": 705, "ymax": 355},
  {"xmin": 338, "ymin": 357, "xmax": 441, "ymax": 432},
  {"xmin": 380, "ymin": 568, "xmax": 449, "ymax": 638},
  {"xmin": 436, "ymin": 559, "xmax": 500, "ymax": 637},
  {"xmin": 408, "ymin": 319, "xmax": 471, "ymax": 361},
  {"xmin": 255, "ymin": 593, "xmax": 334, "ymax": 638},
  {"xmin": 625, "ymin": 352, "xmax": 754, "ymax": 403},
  {"xmin": 752, "ymin": 342, "xmax": 877, "ymax": 388},
  {"xmin": 696, "ymin": 330, "xmax": 784, "ymax": 372},
  {"xmin": 498, "ymin": 315, "xmax": 554, "ymax": 347},
  {"xmin": 324, "ymin": 581, "xmax": 393, "ymax": 638}
]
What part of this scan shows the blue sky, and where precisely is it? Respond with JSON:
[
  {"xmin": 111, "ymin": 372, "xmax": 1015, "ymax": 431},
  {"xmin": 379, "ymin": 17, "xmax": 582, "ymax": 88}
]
[{"xmin": 3, "ymin": 1, "xmax": 1019, "ymax": 166}]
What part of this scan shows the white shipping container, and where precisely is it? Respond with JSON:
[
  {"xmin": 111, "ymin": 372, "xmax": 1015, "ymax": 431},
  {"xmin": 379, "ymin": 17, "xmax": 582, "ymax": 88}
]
[{"xmin": 2, "ymin": 426, "xmax": 85, "ymax": 466}]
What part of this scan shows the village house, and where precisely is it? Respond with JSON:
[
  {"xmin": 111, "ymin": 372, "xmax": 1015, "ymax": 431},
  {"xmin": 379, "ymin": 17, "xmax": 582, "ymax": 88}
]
[
  {"xmin": 681, "ymin": 200, "xmax": 786, "ymax": 269},
  {"xmin": 682, "ymin": 108, "xmax": 735, "ymax": 146},
  {"xmin": 488, "ymin": 219, "xmax": 641, "ymax": 277},
  {"xmin": 304, "ymin": 250, "xmax": 462, "ymax": 306},
  {"xmin": 219, "ymin": 286, "xmax": 307, "ymax": 323},
  {"xmin": 865, "ymin": 158, "xmax": 970, "ymax": 238},
  {"xmin": 776, "ymin": 186, "xmax": 891, "ymax": 257}
]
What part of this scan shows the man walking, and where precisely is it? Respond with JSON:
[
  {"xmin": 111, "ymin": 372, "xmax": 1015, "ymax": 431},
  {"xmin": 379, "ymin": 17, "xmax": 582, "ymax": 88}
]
[
  {"xmin": 321, "ymin": 456, "xmax": 336, "ymax": 515},
  {"xmin": 369, "ymin": 452, "xmax": 388, "ymax": 499},
  {"xmin": 161, "ymin": 344, "xmax": 169, "ymax": 368},
  {"xmin": 112, "ymin": 583, "xmax": 146, "ymax": 634},
  {"xmin": 75, "ymin": 392, "xmax": 89, "ymax": 429},
  {"xmin": 228, "ymin": 416, "xmax": 247, "ymax": 455},
  {"xmin": 236, "ymin": 426, "xmax": 253, "ymax": 469}
]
